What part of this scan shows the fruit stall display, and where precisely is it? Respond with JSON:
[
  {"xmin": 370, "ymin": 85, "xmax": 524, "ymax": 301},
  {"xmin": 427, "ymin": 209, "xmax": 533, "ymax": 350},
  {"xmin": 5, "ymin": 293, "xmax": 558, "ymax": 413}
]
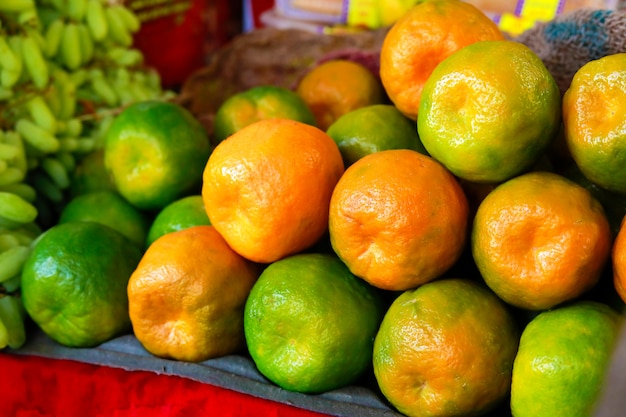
[{"xmin": 3, "ymin": 1, "xmax": 626, "ymax": 417}]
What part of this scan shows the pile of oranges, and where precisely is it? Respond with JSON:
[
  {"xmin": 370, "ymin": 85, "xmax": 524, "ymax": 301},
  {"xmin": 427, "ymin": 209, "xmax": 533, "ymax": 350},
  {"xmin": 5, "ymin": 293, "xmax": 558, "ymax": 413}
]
[{"xmin": 16, "ymin": 1, "xmax": 626, "ymax": 417}]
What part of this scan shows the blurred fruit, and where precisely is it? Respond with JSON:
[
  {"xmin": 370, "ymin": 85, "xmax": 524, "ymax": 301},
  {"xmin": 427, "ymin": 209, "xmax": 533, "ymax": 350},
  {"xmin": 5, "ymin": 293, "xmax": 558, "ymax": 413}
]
[
  {"xmin": 21, "ymin": 222, "xmax": 142, "ymax": 347},
  {"xmin": 104, "ymin": 100, "xmax": 212, "ymax": 211},
  {"xmin": 128, "ymin": 226, "xmax": 260, "ymax": 362},
  {"xmin": 472, "ymin": 171, "xmax": 612, "ymax": 310},
  {"xmin": 202, "ymin": 119, "xmax": 344, "ymax": 264},
  {"xmin": 329, "ymin": 149, "xmax": 469, "ymax": 291},
  {"xmin": 326, "ymin": 104, "xmax": 427, "ymax": 167},
  {"xmin": 58, "ymin": 190, "xmax": 149, "ymax": 249},
  {"xmin": 373, "ymin": 278, "xmax": 520, "ymax": 417},
  {"xmin": 295, "ymin": 59, "xmax": 386, "ymax": 131},
  {"xmin": 212, "ymin": 85, "xmax": 317, "ymax": 143},
  {"xmin": 563, "ymin": 53, "xmax": 626, "ymax": 194},
  {"xmin": 379, "ymin": 0, "xmax": 504, "ymax": 120},
  {"xmin": 511, "ymin": 301, "xmax": 622, "ymax": 417},
  {"xmin": 68, "ymin": 149, "xmax": 117, "ymax": 198},
  {"xmin": 145, "ymin": 194, "xmax": 211, "ymax": 248},
  {"xmin": 612, "ymin": 216, "xmax": 626, "ymax": 304},
  {"xmin": 418, "ymin": 40, "xmax": 561, "ymax": 183},
  {"xmin": 244, "ymin": 253, "xmax": 384, "ymax": 394},
  {"xmin": 377, "ymin": 0, "xmax": 419, "ymax": 26}
]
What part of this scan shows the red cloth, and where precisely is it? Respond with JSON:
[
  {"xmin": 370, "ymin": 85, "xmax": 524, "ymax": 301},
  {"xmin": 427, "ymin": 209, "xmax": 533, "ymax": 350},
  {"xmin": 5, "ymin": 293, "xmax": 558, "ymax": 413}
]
[{"xmin": 0, "ymin": 353, "xmax": 329, "ymax": 417}]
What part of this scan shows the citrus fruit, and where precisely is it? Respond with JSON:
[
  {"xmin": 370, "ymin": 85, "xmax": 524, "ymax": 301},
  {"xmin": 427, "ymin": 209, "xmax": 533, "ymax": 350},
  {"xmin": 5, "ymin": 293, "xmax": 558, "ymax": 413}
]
[
  {"xmin": 213, "ymin": 85, "xmax": 317, "ymax": 143},
  {"xmin": 295, "ymin": 59, "xmax": 386, "ymax": 131},
  {"xmin": 68, "ymin": 149, "xmax": 116, "ymax": 198},
  {"xmin": 511, "ymin": 300, "xmax": 623, "ymax": 417},
  {"xmin": 472, "ymin": 171, "xmax": 612, "ymax": 310},
  {"xmin": 612, "ymin": 216, "xmax": 626, "ymax": 304},
  {"xmin": 563, "ymin": 53, "xmax": 626, "ymax": 194},
  {"xmin": 417, "ymin": 39, "xmax": 562, "ymax": 183},
  {"xmin": 329, "ymin": 149, "xmax": 469, "ymax": 291},
  {"xmin": 21, "ymin": 221, "xmax": 143, "ymax": 347},
  {"xmin": 326, "ymin": 104, "xmax": 427, "ymax": 167},
  {"xmin": 243, "ymin": 252, "xmax": 384, "ymax": 394},
  {"xmin": 379, "ymin": 0, "xmax": 505, "ymax": 120},
  {"xmin": 128, "ymin": 225, "xmax": 260, "ymax": 362},
  {"xmin": 373, "ymin": 278, "xmax": 520, "ymax": 417},
  {"xmin": 145, "ymin": 194, "xmax": 211, "ymax": 248},
  {"xmin": 202, "ymin": 118, "xmax": 344, "ymax": 264},
  {"xmin": 58, "ymin": 190, "xmax": 149, "ymax": 248},
  {"xmin": 104, "ymin": 100, "xmax": 212, "ymax": 211}
]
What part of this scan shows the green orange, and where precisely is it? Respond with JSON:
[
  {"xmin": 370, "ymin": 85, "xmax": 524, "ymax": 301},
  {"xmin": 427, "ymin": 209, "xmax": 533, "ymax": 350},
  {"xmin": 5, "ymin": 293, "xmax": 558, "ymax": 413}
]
[{"xmin": 145, "ymin": 194, "xmax": 211, "ymax": 248}]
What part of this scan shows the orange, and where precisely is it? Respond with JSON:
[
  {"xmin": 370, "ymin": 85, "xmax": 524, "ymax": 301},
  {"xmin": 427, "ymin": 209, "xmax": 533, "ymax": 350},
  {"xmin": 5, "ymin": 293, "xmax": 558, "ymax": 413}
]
[
  {"xmin": 563, "ymin": 53, "xmax": 626, "ymax": 194},
  {"xmin": 212, "ymin": 85, "xmax": 317, "ymax": 143},
  {"xmin": 21, "ymin": 221, "xmax": 143, "ymax": 347},
  {"xmin": 295, "ymin": 59, "xmax": 386, "ymax": 131},
  {"xmin": 612, "ymin": 216, "xmax": 626, "ymax": 304},
  {"xmin": 326, "ymin": 104, "xmax": 427, "ymax": 167},
  {"xmin": 127, "ymin": 226, "xmax": 260, "ymax": 362},
  {"xmin": 417, "ymin": 39, "xmax": 562, "ymax": 183},
  {"xmin": 373, "ymin": 278, "xmax": 520, "ymax": 417},
  {"xmin": 68, "ymin": 149, "xmax": 116, "ymax": 198},
  {"xmin": 328, "ymin": 149, "xmax": 469, "ymax": 291},
  {"xmin": 145, "ymin": 194, "xmax": 211, "ymax": 248},
  {"xmin": 202, "ymin": 119, "xmax": 344, "ymax": 264},
  {"xmin": 104, "ymin": 100, "xmax": 212, "ymax": 211},
  {"xmin": 511, "ymin": 300, "xmax": 622, "ymax": 417},
  {"xmin": 243, "ymin": 252, "xmax": 384, "ymax": 394},
  {"xmin": 379, "ymin": 0, "xmax": 505, "ymax": 120},
  {"xmin": 472, "ymin": 171, "xmax": 612, "ymax": 311}
]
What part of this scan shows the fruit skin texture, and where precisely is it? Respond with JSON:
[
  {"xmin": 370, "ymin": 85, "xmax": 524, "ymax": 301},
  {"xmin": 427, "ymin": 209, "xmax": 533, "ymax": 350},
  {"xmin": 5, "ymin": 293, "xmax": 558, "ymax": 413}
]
[
  {"xmin": 21, "ymin": 221, "xmax": 143, "ymax": 348},
  {"xmin": 145, "ymin": 194, "xmax": 211, "ymax": 248},
  {"xmin": 379, "ymin": 0, "xmax": 504, "ymax": 120},
  {"xmin": 472, "ymin": 171, "xmax": 611, "ymax": 310},
  {"xmin": 202, "ymin": 118, "xmax": 345, "ymax": 264},
  {"xmin": 329, "ymin": 149, "xmax": 468, "ymax": 291},
  {"xmin": 243, "ymin": 253, "xmax": 384, "ymax": 394},
  {"xmin": 128, "ymin": 226, "xmax": 260, "ymax": 362},
  {"xmin": 373, "ymin": 278, "xmax": 520, "ymax": 417},
  {"xmin": 296, "ymin": 59, "xmax": 386, "ymax": 131},
  {"xmin": 104, "ymin": 100, "xmax": 212, "ymax": 211},
  {"xmin": 417, "ymin": 39, "xmax": 562, "ymax": 184},
  {"xmin": 563, "ymin": 53, "xmax": 626, "ymax": 194},
  {"xmin": 612, "ymin": 216, "xmax": 626, "ymax": 303},
  {"xmin": 511, "ymin": 301, "xmax": 623, "ymax": 417},
  {"xmin": 212, "ymin": 85, "xmax": 317, "ymax": 143}
]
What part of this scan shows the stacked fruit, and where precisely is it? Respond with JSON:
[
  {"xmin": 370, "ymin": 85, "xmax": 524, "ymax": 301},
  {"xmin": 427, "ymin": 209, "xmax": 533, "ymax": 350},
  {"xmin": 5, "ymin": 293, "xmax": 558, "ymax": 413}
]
[{"xmin": 0, "ymin": 0, "xmax": 173, "ymax": 350}]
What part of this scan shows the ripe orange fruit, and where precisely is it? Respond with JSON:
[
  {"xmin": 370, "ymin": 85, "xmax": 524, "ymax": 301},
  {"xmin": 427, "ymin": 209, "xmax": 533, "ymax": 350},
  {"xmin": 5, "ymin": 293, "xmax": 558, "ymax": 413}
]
[
  {"xmin": 563, "ymin": 53, "xmax": 626, "ymax": 194},
  {"xmin": 295, "ymin": 59, "xmax": 386, "ymax": 131},
  {"xmin": 379, "ymin": 0, "xmax": 504, "ymax": 120},
  {"xmin": 202, "ymin": 119, "xmax": 344, "ymax": 264},
  {"xmin": 329, "ymin": 149, "xmax": 469, "ymax": 291},
  {"xmin": 612, "ymin": 216, "xmax": 626, "ymax": 304},
  {"xmin": 418, "ymin": 39, "xmax": 562, "ymax": 183},
  {"xmin": 373, "ymin": 278, "xmax": 520, "ymax": 417},
  {"xmin": 244, "ymin": 253, "xmax": 384, "ymax": 394},
  {"xmin": 511, "ymin": 300, "xmax": 622, "ymax": 417},
  {"xmin": 127, "ymin": 226, "xmax": 260, "ymax": 362},
  {"xmin": 472, "ymin": 171, "xmax": 612, "ymax": 310}
]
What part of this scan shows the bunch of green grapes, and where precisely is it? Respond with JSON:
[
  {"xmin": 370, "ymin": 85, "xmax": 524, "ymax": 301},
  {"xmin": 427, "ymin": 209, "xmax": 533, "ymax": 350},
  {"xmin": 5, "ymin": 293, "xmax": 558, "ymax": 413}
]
[{"xmin": 0, "ymin": 0, "xmax": 175, "ymax": 350}]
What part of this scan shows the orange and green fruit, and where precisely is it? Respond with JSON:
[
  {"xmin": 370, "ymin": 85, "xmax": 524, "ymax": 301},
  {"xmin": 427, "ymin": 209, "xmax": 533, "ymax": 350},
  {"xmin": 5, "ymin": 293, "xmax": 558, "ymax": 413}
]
[
  {"xmin": 511, "ymin": 300, "xmax": 622, "ymax": 417},
  {"xmin": 202, "ymin": 118, "xmax": 344, "ymax": 264},
  {"xmin": 295, "ymin": 59, "xmax": 386, "ymax": 131},
  {"xmin": 612, "ymin": 216, "xmax": 626, "ymax": 304},
  {"xmin": 373, "ymin": 278, "xmax": 520, "ymax": 417},
  {"xmin": 563, "ymin": 53, "xmax": 626, "ymax": 194},
  {"xmin": 21, "ymin": 221, "xmax": 143, "ymax": 348},
  {"xmin": 68, "ymin": 149, "xmax": 116, "ymax": 198},
  {"xmin": 212, "ymin": 85, "xmax": 317, "ymax": 143},
  {"xmin": 417, "ymin": 39, "xmax": 562, "ymax": 183},
  {"xmin": 379, "ymin": 0, "xmax": 505, "ymax": 120},
  {"xmin": 329, "ymin": 149, "xmax": 469, "ymax": 291},
  {"xmin": 244, "ymin": 252, "xmax": 384, "ymax": 394},
  {"xmin": 128, "ymin": 225, "xmax": 260, "ymax": 362},
  {"xmin": 326, "ymin": 104, "xmax": 427, "ymax": 167},
  {"xmin": 472, "ymin": 171, "xmax": 612, "ymax": 310},
  {"xmin": 145, "ymin": 194, "xmax": 211, "ymax": 248},
  {"xmin": 104, "ymin": 100, "xmax": 212, "ymax": 211},
  {"xmin": 58, "ymin": 190, "xmax": 149, "ymax": 249}
]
